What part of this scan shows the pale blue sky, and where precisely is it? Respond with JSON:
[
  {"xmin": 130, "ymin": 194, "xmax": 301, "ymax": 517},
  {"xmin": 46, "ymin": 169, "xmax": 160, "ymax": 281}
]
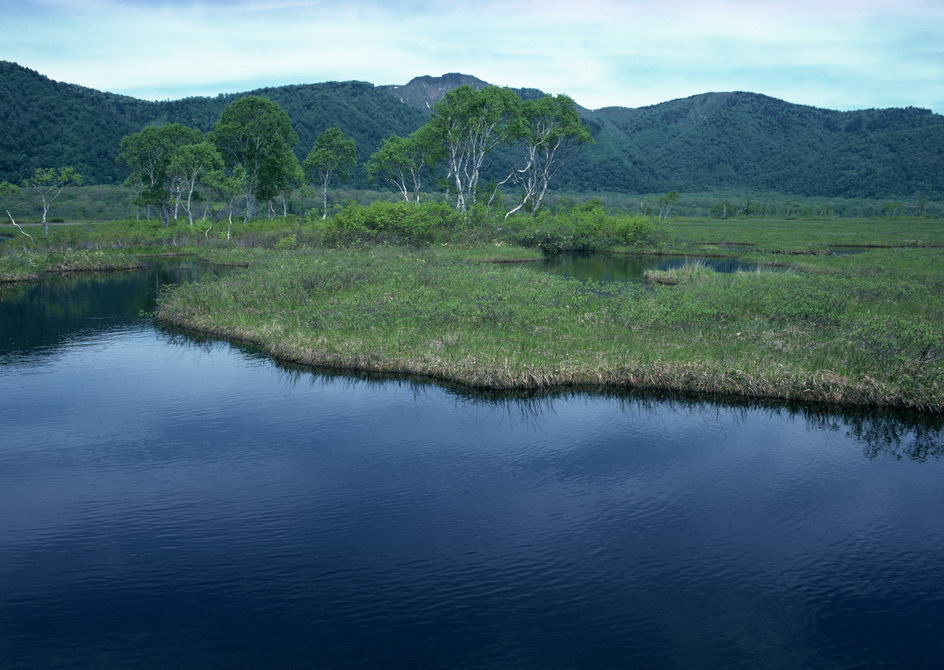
[{"xmin": 3, "ymin": 0, "xmax": 943, "ymax": 112}]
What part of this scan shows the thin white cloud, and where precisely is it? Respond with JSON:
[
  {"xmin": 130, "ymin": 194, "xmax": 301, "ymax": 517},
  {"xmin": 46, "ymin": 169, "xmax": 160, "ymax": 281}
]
[{"xmin": 3, "ymin": 0, "xmax": 943, "ymax": 111}]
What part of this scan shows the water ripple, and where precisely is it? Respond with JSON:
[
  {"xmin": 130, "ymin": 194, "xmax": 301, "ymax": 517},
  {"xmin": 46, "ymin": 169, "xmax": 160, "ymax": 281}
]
[{"xmin": 1, "ymin": 263, "xmax": 943, "ymax": 668}]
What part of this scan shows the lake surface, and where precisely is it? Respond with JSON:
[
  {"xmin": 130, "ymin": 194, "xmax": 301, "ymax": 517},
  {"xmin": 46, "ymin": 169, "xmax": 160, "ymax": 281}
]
[
  {"xmin": 2, "ymin": 260, "xmax": 943, "ymax": 668},
  {"xmin": 538, "ymin": 252, "xmax": 758, "ymax": 283}
]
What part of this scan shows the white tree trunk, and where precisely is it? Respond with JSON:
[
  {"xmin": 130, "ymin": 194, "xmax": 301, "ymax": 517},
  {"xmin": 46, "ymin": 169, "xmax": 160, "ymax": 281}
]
[
  {"xmin": 444, "ymin": 116, "xmax": 504, "ymax": 213},
  {"xmin": 173, "ymin": 182, "xmax": 182, "ymax": 220},
  {"xmin": 185, "ymin": 175, "xmax": 196, "ymax": 225},
  {"xmin": 321, "ymin": 172, "xmax": 331, "ymax": 219},
  {"xmin": 243, "ymin": 192, "xmax": 256, "ymax": 223},
  {"xmin": 410, "ymin": 168, "xmax": 422, "ymax": 204},
  {"xmin": 7, "ymin": 210, "xmax": 33, "ymax": 240}
]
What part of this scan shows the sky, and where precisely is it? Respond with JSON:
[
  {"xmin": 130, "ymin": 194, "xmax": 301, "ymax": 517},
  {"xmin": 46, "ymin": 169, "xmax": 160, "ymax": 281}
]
[{"xmin": 3, "ymin": 0, "xmax": 943, "ymax": 112}]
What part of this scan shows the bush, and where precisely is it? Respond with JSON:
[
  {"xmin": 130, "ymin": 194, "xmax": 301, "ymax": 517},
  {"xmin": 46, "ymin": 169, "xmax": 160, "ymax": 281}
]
[
  {"xmin": 275, "ymin": 235, "xmax": 297, "ymax": 250},
  {"xmin": 613, "ymin": 216, "xmax": 658, "ymax": 247},
  {"xmin": 502, "ymin": 201, "xmax": 658, "ymax": 252},
  {"xmin": 308, "ymin": 201, "xmax": 463, "ymax": 246}
]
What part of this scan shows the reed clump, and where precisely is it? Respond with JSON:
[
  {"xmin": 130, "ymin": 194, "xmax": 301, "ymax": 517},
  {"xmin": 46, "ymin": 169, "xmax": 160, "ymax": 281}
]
[{"xmin": 643, "ymin": 260, "xmax": 713, "ymax": 285}]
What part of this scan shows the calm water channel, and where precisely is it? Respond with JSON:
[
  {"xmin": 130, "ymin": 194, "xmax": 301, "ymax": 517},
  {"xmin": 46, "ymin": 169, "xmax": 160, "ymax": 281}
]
[
  {"xmin": 2, "ymin": 259, "xmax": 943, "ymax": 668},
  {"xmin": 537, "ymin": 253, "xmax": 758, "ymax": 283}
]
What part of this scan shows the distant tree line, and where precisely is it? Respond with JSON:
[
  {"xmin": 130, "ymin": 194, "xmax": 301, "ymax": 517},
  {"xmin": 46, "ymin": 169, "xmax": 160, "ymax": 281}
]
[{"xmin": 2, "ymin": 181, "xmax": 940, "ymax": 228}]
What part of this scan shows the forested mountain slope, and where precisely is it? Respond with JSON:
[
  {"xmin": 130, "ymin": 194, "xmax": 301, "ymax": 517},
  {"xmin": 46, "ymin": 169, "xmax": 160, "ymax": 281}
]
[
  {"xmin": 2, "ymin": 62, "xmax": 942, "ymax": 197},
  {"xmin": 0, "ymin": 62, "xmax": 426, "ymax": 185},
  {"xmin": 579, "ymin": 92, "xmax": 944, "ymax": 196}
]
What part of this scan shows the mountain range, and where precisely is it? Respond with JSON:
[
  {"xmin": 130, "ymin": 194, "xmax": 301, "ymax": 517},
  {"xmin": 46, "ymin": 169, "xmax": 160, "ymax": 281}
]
[{"xmin": 2, "ymin": 61, "xmax": 942, "ymax": 198}]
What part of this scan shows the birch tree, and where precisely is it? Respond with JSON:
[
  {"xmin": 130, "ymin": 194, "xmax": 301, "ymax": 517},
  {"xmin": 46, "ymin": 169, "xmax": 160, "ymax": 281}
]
[
  {"xmin": 303, "ymin": 126, "xmax": 356, "ymax": 219},
  {"xmin": 169, "ymin": 142, "xmax": 223, "ymax": 226},
  {"xmin": 118, "ymin": 124, "xmax": 202, "ymax": 227},
  {"xmin": 0, "ymin": 181, "xmax": 31, "ymax": 240},
  {"xmin": 883, "ymin": 201, "xmax": 903, "ymax": 216},
  {"xmin": 23, "ymin": 167, "xmax": 82, "ymax": 235},
  {"xmin": 273, "ymin": 158, "xmax": 304, "ymax": 217},
  {"xmin": 658, "ymin": 190, "xmax": 680, "ymax": 220},
  {"xmin": 366, "ymin": 126, "xmax": 442, "ymax": 204},
  {"xmin": 210, "ymin": 96, "xmax": 299, "ymax": 222},
  {"xmin": 427, "ymin": 85, "xmax": 521, "ymax": 213},
  {"xmin": 500, "ymin": 95, "xmax": 591, "ymax": 219},
  {"xmin": 205, "ymin": 167, "xmax": 248, "ymax": 240}
]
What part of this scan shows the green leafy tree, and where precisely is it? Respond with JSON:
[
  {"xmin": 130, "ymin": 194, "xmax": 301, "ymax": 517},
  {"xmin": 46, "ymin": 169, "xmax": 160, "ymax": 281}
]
[
  {"xmin": 169, "ymin": 142, "xmax": 224, "ymax": 226},
  {"xmin": 426, "ymin": 85, "xmax": 521, "ymax": 212},
  {"xmin": 500, "ymin": 95, "xmax": 592, "ymax": 218},
  {"xmin": 210, "ymin": 96, "xmax": 300, "ymax": 222},
  {"xmin": 883, "ymin": 201, "xmax": 903, "ymax": 216},
  {"xmin": 658, "ymin": 190, "xmax": 680, "ymax": 220},
  {"xmin": 366, "ymin": 126, "xmax": 442, "ymax": 204},
  {"xmin": 273, "ymin": 158, "xmax": 304, "ymax": 217},
  {"xmin": 118, "ymin": 124, "xmax": 202, "ymax": 226},
  {"xmin": 204, "ymin": 166, "xmax": 248, "ymax": 240},
  {"xmin": 23, "ymin": 167, "xmax": 82, "ymax": 234},
  {"xmin": 710, "ymin": 200, "xmax": 735, "ymax": 218},
  {"xmin": 304, "ymin": 126, "xmax": 357, "ymax": 219}
]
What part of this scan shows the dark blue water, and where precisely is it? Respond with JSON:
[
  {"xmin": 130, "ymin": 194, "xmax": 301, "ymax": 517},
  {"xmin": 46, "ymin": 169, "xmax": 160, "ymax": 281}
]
[
  {"xmin": 2, "ymin": 262, "xmax": 943, "ymax": 668},
  {"xmin": 538, "ymin": 253, "xmax": 759, "ymax": 283}
]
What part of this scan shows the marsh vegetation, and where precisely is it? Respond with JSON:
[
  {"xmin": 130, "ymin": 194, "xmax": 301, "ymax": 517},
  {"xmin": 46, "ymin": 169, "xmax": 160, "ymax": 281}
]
[
  {"xmin": 156, "ymin": 243, "xmax": 943, "ymax": 411},
  {"xmin": 3, "ymin": 201, "xmax": 941, "ymax": 412}
]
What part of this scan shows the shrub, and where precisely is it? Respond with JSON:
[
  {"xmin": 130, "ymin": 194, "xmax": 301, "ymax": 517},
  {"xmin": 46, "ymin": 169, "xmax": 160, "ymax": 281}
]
[
  {"xmin": 613, "ymin": 216, "xmax": 658, "ymax": 247},
  {"xmin": 502, "ymin": 202, "xmax": 657, "ymax": 252},
  {"xmin": 308, "ymin": 201, "xmax": 463, "ymax": 246},
  {"xmin": 275, "ymin": 235, "xmax": 297, "ymax": 250}
]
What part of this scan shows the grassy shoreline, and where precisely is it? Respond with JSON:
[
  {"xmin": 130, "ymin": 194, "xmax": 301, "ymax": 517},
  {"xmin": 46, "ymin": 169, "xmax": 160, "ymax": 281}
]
[
  {"xmin": 6, "ymin": 214, "xmax": 941, "ymax": 412},
  {"xmin": 161, "ymin": 315, "xmax": 928, "ymax": 412},
  {"xmin": 157, "ymin": 246, "xmax": 944, "ymax": 413},
  {"xmin": 0, "ymin": 249, "xmax": 144, "ymax": 282}
]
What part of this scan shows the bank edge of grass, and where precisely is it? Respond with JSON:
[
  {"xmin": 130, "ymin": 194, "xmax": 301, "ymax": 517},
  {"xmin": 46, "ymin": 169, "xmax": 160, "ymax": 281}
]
[
  {"xmin": 192, "ymin": 244, "xmax": 543, "ymax": 268},
  {"xmin": 0, "ymin": 249, "xmax": 145, "ymax": 282},
  {"xmin": 162, "ymin": 315, "xmax": 919, "ymax": 412},
  {"xmin": 660, "ymin": 217, "xmax": 944, "ymax": 252},
  {"xmin": 157, "ymin": 247, "xmax": 944, "ymax": 414},
  {"xmin": 0, "ymin": 271, "xmax": 40, "ymax": 283}
]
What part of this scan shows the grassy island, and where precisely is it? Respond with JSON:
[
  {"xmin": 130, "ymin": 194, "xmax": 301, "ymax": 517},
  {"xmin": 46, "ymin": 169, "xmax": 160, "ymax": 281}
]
[
  {"xmin": 3, "ymin": 211, "xmax": 941, "ymax": 411},
  {"xmin": 157, "ymin": 237, "xmax": 944, "ymax": 412},
  {"xmin": 0, "ymin": 249, "xmax": 143, "ymax": 282}
]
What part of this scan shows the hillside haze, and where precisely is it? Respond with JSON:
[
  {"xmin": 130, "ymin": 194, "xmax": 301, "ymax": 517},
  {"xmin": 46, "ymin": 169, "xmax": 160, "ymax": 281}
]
[{"xmin": 2, "ymin": 61, "xmax": 942, "ymax": 197}]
